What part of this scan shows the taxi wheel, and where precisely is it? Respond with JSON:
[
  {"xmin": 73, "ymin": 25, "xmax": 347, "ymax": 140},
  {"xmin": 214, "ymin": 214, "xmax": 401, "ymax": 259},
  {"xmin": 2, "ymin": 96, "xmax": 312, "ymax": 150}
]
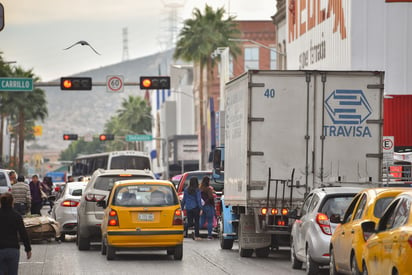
[
  {"xmin": 351, "ymin": 254, "xmax": 361, "ymax": 275},
  {"xmin": 173, "ymin": 245, "xmax": 183, "ymax": 260},
  {"xmin": 329, "ymin": 248, "xmax": 340, "ymax": 275},
  {"xmin": 166, "ymin": 248, "xmax": 174, "ymax": 255},
  {"xmin": 362, "ymin": 263, "xmax": 368, "ymax": 275},
  {"xmin": 106, "ymin": 245, "xmax": 116, "ymax": 260}
]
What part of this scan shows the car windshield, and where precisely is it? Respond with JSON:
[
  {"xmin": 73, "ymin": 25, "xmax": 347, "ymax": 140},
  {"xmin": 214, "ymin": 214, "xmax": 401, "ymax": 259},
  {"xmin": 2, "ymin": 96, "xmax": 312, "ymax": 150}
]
[
  {"xmin": 321, "ymin": 195, "xmax": 355, "ymax": 218},
  {"xmin": 112, "ymin": 184, "xmax": 178, "ymax": 207},
  {"xmin": 93, "ymin": 175, "xmax": 154, "ymax": 191},
  {"xmin": 0, "ymin": 172, "xmax": 7, "ymax": 187},
  {"xmin": 109, "ymin": 156, "xmax": 151, "ymax": 170}
]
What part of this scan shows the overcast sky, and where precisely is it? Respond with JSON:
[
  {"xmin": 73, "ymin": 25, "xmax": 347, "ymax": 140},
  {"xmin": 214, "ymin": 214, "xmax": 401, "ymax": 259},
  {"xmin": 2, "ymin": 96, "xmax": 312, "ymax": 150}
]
[{"xmin": 1, "ymin": 0, "xmax": 276, "ymax": 81}]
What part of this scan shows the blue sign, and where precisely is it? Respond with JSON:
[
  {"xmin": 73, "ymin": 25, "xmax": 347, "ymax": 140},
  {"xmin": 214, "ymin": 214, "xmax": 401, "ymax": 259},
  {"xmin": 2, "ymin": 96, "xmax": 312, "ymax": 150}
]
[
  {"xmin": 324, "ymin": 90, "xmax": 373, "ymax": 138},
  {"xmin": 325, "ymin": 89, "xmax": 372, "ymax": 125}
]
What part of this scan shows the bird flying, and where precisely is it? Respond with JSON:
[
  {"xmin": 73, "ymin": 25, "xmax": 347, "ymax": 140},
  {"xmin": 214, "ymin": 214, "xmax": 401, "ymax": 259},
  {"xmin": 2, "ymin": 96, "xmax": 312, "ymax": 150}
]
[{"xmin": 63, "ymin": 40, "xmax": 101, "ymax": 55}]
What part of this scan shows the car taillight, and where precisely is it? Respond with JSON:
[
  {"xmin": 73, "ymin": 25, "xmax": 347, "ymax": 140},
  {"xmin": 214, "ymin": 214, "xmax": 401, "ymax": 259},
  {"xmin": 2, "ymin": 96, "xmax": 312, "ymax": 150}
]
[
  {"xmin": 408, "ymin": 235, "xmax": 412, "ymax": 248},
  {"xmin": 173, "ymin": 208, "xmax": 183, "ymax": 225},
  {"xmin": 271, "ymin": 208, "xmax": 279, "ymax": 215},
  {"xmin": 108, "ymin": 209, "xmax": 118, "ymax": 226},
  {"xmin": 85, "ymin": 193, "xmax": 105, "ymax": 202},
  {"xmin": 281, "ymin": 208, "xmax": 288, "ymax": 215},
  {"xmin": 61, "ymin": 200, "xmax": 79, "ymax": 207},
  {"xmin": 316, "ymin": 213, "xmax": 332, "ymax": 235}
]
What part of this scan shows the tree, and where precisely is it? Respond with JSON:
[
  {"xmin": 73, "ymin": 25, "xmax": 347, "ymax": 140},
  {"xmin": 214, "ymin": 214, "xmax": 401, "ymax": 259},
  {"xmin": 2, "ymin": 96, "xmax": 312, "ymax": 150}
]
[
  {"xmin": 2, "ymin": 66, "xmax": 48, "ymax": 173},
  {"xmin": 173, "ymin": 4, "xmax": 241, "ymax": 169},
  {"xmin": 0, "ymin": 54, "xmax": 13, "ymax": 163}
]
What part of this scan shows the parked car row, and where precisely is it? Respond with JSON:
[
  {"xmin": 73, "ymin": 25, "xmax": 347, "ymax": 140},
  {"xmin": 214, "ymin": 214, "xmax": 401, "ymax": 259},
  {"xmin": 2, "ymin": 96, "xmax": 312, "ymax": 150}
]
[{"xmin": 290, "ymin": 186, "xmax": 412, "ymax": 275}]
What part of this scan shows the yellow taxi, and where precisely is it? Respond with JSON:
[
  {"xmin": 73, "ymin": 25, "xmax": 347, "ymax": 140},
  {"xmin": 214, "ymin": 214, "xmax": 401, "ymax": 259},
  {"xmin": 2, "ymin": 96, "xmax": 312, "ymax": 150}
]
[
  {"xmin": 361, "ymin": 191, "xmax": 412, "ymax": 275},
  {"xmin": 329, "ymin": 188, "xmax": 410, "ymax": 275},
  {"xmin": 99, "ymin": 179, "xmax": 184, "ymax": 260}
]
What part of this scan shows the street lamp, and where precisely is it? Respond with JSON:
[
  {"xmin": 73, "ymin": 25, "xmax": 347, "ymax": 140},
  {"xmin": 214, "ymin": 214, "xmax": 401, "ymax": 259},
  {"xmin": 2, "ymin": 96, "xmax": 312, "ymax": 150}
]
[{"xmin": 228, "ymin": 38, "xmax": 286, "ymax": 56}]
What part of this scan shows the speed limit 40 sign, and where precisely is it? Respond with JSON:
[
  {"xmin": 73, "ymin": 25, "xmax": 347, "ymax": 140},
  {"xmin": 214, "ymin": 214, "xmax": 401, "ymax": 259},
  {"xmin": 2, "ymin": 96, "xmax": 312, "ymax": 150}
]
[{"xmin": 106, "ymin": 75, "xmax": 124, "ymax": 93}]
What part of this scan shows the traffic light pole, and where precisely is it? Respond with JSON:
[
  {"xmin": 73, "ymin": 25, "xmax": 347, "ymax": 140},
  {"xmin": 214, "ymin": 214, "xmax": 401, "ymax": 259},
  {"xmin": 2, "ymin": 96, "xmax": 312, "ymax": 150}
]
[{"xmin": 34, "ymin": 82, "xmax": 140, "ymax": 87}]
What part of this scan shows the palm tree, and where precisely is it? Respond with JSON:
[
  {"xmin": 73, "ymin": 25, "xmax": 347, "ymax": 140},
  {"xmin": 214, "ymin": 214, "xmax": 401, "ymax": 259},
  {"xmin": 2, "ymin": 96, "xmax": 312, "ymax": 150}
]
[
  {"xmin": 2, "ymin": 66, "xmax": 48, "ymax": 173},
  {"xmin": 103, "ymin": 96, "xmax": 152, "ymax": 151},
  {"xmin": 0, "ymin": 54, "xmax": 13, "ymax": 163},
  {"xmin": 173, "ymin": 4, "xmax": 241, "ymax": 169},
  {"xmin": 116, "ymin": 95, "xmax": 152, "ymax": 134}
]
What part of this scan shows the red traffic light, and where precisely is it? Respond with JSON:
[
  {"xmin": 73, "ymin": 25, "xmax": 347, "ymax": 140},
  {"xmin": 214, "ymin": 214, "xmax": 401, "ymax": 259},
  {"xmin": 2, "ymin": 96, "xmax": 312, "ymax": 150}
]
[
  {"xmin": 60, "ymin": 77, "xmax": 92, "ymax": 90},
  {"xmin": 63, "ymin": 134, "xmax": 78, "ymax": 140},
  {"xmin": 99, "ymin": 134, "xmax": 114, "ymax": 141},
  {"xmin": 139, "ymin": 76, "xmax": 170, "ymax": 90}
]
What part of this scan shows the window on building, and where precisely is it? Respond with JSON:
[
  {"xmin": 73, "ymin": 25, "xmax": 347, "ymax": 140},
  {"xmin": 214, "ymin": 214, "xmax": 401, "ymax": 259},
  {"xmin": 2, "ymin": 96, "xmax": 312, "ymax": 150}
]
[
  {"xmin": 270, "ymin": 48, "xmax": 277, "ymax": 70},
  {"xmin": 244, "ymin": 47, "xmax": 259, "ymax": 71}
]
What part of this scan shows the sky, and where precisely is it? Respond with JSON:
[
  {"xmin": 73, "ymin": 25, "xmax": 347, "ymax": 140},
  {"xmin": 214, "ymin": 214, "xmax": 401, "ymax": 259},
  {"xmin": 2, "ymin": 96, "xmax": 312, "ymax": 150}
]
[{"xmin": 1, "ymin": 0, "xmax": 277, "ymax": 81}]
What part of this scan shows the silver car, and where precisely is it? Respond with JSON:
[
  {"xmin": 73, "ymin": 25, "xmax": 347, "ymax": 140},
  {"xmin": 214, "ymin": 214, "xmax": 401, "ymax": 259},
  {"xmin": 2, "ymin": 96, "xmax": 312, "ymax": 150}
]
[
  {"xmin": 290, "ymin": 187, "xmax": 364, "ymax": 275},
  {"xmin": 76, "ymin": 169, "xmax": 155, "ymax": 250},
  {"xmin": 51, "ymin": 181, "xmax": 87, "ymax": 241}
]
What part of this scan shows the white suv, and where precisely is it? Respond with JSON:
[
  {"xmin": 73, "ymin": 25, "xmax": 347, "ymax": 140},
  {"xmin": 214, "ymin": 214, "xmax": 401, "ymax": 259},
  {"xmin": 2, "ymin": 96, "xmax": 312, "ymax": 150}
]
[{"xmin": 76, "ymin": 169, "xmax": 155, "ymax": 250}]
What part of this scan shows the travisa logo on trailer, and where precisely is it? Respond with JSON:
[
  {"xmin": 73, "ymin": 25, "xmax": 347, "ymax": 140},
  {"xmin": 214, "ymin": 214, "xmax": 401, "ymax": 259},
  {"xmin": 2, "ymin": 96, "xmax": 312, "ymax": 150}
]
[{"xmin": 324, "ymin": 89, "xmax": 373, "ymax": 138}]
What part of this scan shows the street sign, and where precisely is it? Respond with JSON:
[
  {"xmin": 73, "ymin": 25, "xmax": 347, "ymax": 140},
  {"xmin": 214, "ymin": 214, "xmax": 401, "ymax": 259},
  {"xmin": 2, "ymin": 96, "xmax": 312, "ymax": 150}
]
[
  {"xmin": 0, "ymin": 77, "xmax": 33, "ymax": 91},
  {"xmin": 106, "ymin": 75, "xmax": 124, "ymax": 93},
  {"xmin": 126, "ymin": 134, "xmax": 153, "ymax": 142},
  {"xmin": 33, "ymin": 125, "xmax": 42, "ymax": 136},
  {"xmin": 383, "ymin": 136, "xmax": 394, "ymax": 165}
]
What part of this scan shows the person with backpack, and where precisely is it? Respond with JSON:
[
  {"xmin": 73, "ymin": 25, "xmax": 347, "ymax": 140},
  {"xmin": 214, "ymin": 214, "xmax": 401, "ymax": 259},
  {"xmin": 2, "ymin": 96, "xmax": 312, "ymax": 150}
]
[
  {"xmin": 199, "ymin": 176, "xmax": 216, "ymax": 240},
  {"xmin": 181, "ymin": 177, "xmax": 202, "ymax": 241}
]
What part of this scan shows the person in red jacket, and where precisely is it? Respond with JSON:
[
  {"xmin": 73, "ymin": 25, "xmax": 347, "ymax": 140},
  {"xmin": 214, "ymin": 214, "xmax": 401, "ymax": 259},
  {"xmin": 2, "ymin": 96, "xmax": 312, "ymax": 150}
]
[{"xmin": 0, "ymin": 193, "xmax": 32, "ymax": 275}]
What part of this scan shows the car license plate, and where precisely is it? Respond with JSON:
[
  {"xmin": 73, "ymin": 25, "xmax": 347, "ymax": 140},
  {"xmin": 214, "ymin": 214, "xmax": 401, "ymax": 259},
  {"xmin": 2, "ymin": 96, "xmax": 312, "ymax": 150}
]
[{"xmin": 138, "ymin": 213, "xmax": 154, "ymax": 221}]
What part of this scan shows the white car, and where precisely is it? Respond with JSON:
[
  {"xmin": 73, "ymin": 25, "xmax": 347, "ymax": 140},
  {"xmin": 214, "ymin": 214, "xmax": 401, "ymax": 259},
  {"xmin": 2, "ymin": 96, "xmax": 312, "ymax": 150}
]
[
  {"xmin": 52, "ymin": 181, "xmax": 87, "ymax": 241},
  {"xmin": 0, "ymin": 169, "xmax": 16, "ymax": 195}
]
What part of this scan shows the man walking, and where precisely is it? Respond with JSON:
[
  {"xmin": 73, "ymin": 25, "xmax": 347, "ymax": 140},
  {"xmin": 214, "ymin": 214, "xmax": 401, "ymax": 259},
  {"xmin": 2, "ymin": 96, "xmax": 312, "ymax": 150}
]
[
  {"xmin": 29, "ymin": 175, "xmax": 43, "ymax": 215},
  {"xmin": 11, "ymin": 176, "xmax": 31, "ymax": 216}
]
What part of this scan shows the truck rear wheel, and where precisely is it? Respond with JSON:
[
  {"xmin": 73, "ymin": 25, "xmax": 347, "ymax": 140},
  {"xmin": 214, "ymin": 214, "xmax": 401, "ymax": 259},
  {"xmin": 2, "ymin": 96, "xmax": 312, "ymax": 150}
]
[
  {"xmin": 239, "ymin": 247, "xmax": 254, "ymax": 257},
  {"xmin": 255, "ymin": 246, "xmax": 270, "ymax": 258}
]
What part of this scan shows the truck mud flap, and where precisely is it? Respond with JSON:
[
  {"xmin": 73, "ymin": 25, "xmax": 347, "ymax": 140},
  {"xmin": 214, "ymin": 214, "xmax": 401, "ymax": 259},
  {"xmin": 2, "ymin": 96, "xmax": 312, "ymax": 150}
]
[{"xmin": 238, "ymin": 213, "xmax": 270, "ymax": 250}]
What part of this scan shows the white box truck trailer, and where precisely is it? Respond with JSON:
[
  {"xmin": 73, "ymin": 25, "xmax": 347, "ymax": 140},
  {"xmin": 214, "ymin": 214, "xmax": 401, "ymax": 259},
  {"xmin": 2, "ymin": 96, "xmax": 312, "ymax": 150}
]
[{"xmin": 216, "ymin": 70, "xmax": 384, "ymax": 257}]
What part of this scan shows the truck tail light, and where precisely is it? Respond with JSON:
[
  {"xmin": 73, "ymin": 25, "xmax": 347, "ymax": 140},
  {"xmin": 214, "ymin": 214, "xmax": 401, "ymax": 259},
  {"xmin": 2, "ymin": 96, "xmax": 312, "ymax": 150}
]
[
  {"xmin": 316, "ymin": 213, "xmax": 332, "ymax": 235},
  {"xmin": 260, "ymin": 207, "xmax": 268, "ymax": 215}
]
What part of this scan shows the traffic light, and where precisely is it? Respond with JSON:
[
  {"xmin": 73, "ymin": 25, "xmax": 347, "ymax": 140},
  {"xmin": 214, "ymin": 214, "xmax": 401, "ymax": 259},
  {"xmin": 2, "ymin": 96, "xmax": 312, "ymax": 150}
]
[
  {"xmin": 99, "ymin": 134, "xmax": 114, "ymax": 141},
  {"xmin": 60, "ymin": 77, "xmax": 92, "ymax": 90},
  {"xmin": 63, "ymin": 134, "xmax": 78, "ymax": 140},
  {"xmin": 139, "ymin": 76, "xmax": 170, "ymax": 90}
]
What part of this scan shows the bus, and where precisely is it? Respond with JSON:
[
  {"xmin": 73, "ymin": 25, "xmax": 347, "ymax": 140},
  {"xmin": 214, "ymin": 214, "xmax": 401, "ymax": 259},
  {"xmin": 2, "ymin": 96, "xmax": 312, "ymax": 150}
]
[{"xmin": 71, "ymin": 151, "xmax": 152, "ymax": 177}]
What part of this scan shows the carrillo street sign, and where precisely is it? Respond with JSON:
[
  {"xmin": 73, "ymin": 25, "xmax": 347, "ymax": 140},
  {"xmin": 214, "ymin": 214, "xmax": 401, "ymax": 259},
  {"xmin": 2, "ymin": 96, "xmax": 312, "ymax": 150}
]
[{"xmin": 0, "ymin": 77, "xmax": 33, "ymax": 91}]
